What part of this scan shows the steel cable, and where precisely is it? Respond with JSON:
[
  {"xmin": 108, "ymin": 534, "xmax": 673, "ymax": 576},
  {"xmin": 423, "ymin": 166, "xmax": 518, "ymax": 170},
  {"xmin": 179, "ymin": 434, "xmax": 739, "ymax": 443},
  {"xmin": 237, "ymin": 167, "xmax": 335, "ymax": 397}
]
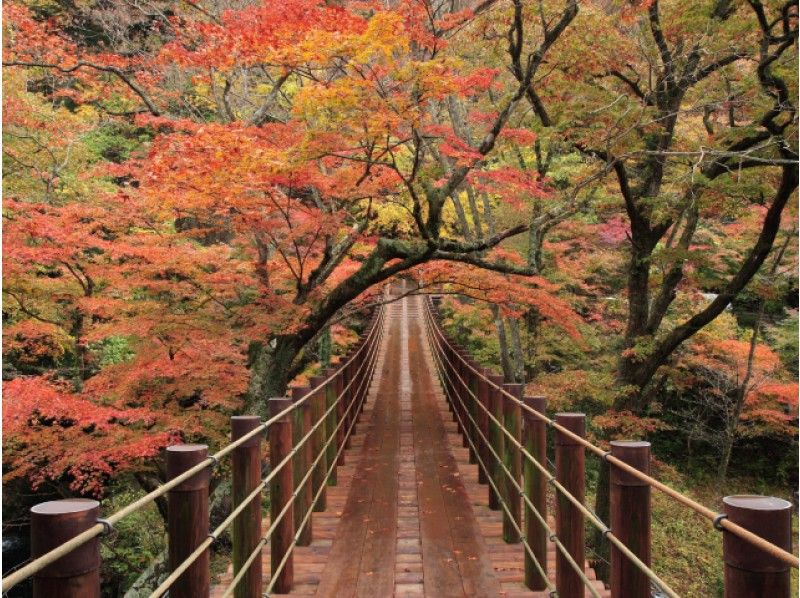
[
  {"xmin": 262, "ymin": 319, "xmax": 383, "ymax": 596},
  {"xmin": 1, "ymin": 310, "xmax": 384, "ymax": 594},
  {"xmin": 424, "ymin": 305, "xmax": 678, "ymax": 597},
  {"xmin": 224, "ymin": 313, "xmax": 384, "ymax": 598},
  {"xmin": 425, "ymin": 299, "xmax": 799, "ymax": 570},
  {"xmin": 425, "ymin": 316, "xmax": 596, "ymax": 598}
]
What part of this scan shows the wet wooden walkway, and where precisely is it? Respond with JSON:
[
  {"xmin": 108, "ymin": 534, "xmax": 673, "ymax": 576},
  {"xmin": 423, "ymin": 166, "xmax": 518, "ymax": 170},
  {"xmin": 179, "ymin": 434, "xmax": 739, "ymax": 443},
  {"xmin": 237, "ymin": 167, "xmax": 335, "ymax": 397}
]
[{"xmin": 213, "ymin": 295, "xmax": 607, "ymax": 597}]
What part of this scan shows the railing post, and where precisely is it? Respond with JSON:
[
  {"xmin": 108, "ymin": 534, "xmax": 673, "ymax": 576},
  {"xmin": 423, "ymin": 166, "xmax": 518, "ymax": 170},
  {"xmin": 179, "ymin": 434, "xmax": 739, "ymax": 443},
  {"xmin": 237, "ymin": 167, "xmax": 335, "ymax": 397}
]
[
  {"xmin": 309, "ymin": 375, "xmax": 327, "ymax": 512},
  {"xmin": 343, "ymin": 351, "xmax": 354, "ymax": 448},
  {"xmin": 465, "ymin": 357, "xmax": 480, "ymax": 465},
  {"xmin": 722, "ymin": 495, "xmax": 792, "ymax": 598},
  {"xmin": 502, "ymin": 382, "xmax": 523, "ymax": 543},
  {"xmin": 457, "ymin": 349, "xmax": 470, "ymax": 448},
  {"xmin": 291, "ymin": 386, "xmax": 313, "ymax": 546},
  {"xmin": 350, "ymin": 344, "xmax": 361, "ymax": 430},
  {"xmin": 555, "ymin": 413, "xmax": 585, "ymax": 598},
  {"xmin": 30, "ymin": 499, "xmax": 101, "ymax": 598},
  {"xmin": 324, "ymin": 368, "xmax": 340, "ymax": 479},
  {"xmin": 334, "ymin": 363, "xmax": 346, "ymax": 465},
  {"xmin": 522, "ymin": 396, "xmax": 548, "ymax": 591},
  {"xmin": 476, "ymin": 367, "xmax": 491, "ymax": 485},
  {"xmin": 231, "ymin": 416, "xmax": 263, "ymax": 598},
  {"xmin": 269, "ymin": 397, "xmax": 294, "ymax": 594},
  {"xmin": 487, "ymin": 374, "xmax": 506, "ymax": 511},
  {"xmin": 610, "ymin": 440, "xmax": 651, "ymax": 598},
  {"xmin": 166, "ymin": 444, "xmax": 211, "ymax": 598}
]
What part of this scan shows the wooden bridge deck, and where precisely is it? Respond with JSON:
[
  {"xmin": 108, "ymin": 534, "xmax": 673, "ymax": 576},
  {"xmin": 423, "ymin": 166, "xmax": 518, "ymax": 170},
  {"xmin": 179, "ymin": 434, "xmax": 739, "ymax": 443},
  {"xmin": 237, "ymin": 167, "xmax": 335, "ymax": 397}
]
[{"xmin": 213, "ymin": 296, "xmax": 609, "ymax": 597}]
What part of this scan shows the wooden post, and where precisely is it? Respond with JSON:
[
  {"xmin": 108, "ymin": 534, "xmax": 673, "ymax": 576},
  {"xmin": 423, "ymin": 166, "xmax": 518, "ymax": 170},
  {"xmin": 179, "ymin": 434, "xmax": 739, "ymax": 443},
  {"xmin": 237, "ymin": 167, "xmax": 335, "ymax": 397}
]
[
  {"xmin": 502, "ymin": 382, "xmax": 523, "ymax": 543},
  {"xmin": 334, "ymin": 362, "xmax": 346, "ymax": 465},
  {"xmin": 343, "ymin": 351, "xmax": 354, "ymax": 448},
  {"xmin": 269, "ymin": 397, "xmax": 294, "ymax": 594},
  {"xmin": 465, "ymin": 357, "xmax": 479, "ymax": 464},
  {"xmin": 555, "ymin": 413, "xmax": 585, "ymax": 598},
  {"xmin": 291, "ymin": 386, "xmax": 313, "ymax": 546},
  {"xmin": 722, "ymin": 495, "xmax": 792, "ymax": 598},
  {"xmin": 476, "ymin": 367, "xmax": 491, "ymax": 485},
  {"xmin": 457, "ymin": 349, "xmax": 470, "ymax": 449},
  {"xmin": 309, "ymin": 375, "xmax": 327, "ymax": 512},
  {"xmin": 522, "ymin": 396, "xmax": 548, "ymax": 591},
  {"xmin": 30, "ymin": 499, "xmax": 101, "ymax": 598},
  {"xmin": 324, "ymin": 368, "xmax": 340, "ymax": 480},
  {"xmin": 487, "ymin": 374, "xmax": 506, "ymax": 511},
  {"xmin": 350, "ymin": 344, "xmax": 362, "ymax": 431},
  {"xmin": 231, "ymin": 416, "xmax": 263, "ymax": 598},
  {"xmin": 166, "ymin": 444, "xmax": 211, "ymax": 598},
  {"xmin": 609, "ymin": 441, "xmax": 651, "ymax": 598}
]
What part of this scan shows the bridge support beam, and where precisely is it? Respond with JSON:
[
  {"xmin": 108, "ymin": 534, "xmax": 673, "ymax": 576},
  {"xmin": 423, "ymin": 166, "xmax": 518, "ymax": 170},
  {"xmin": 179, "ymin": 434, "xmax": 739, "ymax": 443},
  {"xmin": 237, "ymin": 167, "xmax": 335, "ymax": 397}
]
[
  {"xmin": 555, "ymin": 413, "xmax": 585, "ymax": 598},
  {"xmin": 610, "ymin": 440, "xmax": 651, "ymax": 598},
  {"xmin": 166, "ymin": 443, "xmax": 211, "ymax": 598},
  {"xmin": 522, "ymin": 396, "xmax": 548, "ymax": 591},
  {"xmin": 269, "ymin": 397, "xmax": 294, "ymax": 594},
  {"xmin": 722, "ymin": 495, "xmax": 792, "ymax": 598},
  {"xmin": 231, "ymin": 416, "xmax": 263, "ymax": 598}
]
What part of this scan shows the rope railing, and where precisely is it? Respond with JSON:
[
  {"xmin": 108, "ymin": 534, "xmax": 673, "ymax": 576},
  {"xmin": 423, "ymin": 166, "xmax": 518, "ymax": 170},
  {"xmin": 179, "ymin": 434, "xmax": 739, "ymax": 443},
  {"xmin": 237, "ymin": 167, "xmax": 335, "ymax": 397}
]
[
  {"xmin": 150, "ymin": 314, "xmax": 384, "ymax": 597},
  {"xmin": 423, "ymin": 318, "xmax": 572, "ymax": 597},
  {"xmin": 5, "ymin": 306, "xmax": 385, "ymax": 597},
  {"xmin": 423, "ymin": 295, "xmax": 797, "ymax": 597},
  {"xmin": 224, "ymin": 311, "xmax": 383, "ymax": 597},
  {"xmin": 423, "ymin": 303, "xmax": 677, "ymax": 598}
]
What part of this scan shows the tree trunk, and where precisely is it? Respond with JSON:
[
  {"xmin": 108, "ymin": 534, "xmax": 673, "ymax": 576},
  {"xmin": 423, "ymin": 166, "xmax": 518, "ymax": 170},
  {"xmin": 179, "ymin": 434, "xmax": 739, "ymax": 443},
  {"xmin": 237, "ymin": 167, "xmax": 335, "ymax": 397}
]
[
  {"xmin": 492, "ymin": 306, "xmax": 514, "ymax": 381},
  {"xmin": 245, "ymin": 336, "xmax": 302, "ymax": 417},
  {"xmin": 508, "ymin": 318, "xmax": 525, "ymax": 383}
]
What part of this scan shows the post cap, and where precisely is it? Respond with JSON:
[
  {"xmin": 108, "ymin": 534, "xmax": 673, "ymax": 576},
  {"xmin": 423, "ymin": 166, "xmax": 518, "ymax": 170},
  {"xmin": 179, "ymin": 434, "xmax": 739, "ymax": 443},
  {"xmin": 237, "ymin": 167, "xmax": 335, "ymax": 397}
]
[
  {"xmin": 610, "ymin": 440, "xmax": 650, "ymax": 486},
  {"xmin": 31, "ymin": 499, "xmax": 100, "ymax": 578},
  {"xmin": 231, "ymin": 415, "xmax": 263, "ymax": 447},
  {"xmin": 723, "ymin": 495, "xmax": 793, "ymax": 573},
  {"xmin": 555, "ymin": 413, "xmax": 585, "ymax": 445},
  {"xmin": 166, "ymin": 444, "xmax": 210, "ymax": 491}
]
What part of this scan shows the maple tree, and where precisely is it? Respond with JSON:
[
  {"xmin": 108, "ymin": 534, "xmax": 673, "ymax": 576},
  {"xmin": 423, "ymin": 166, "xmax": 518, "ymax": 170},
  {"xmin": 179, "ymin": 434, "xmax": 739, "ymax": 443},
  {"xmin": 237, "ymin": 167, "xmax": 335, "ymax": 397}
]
[{"xmin": 3, "ymin": 0, "xmax": 586, "ymax": 496}]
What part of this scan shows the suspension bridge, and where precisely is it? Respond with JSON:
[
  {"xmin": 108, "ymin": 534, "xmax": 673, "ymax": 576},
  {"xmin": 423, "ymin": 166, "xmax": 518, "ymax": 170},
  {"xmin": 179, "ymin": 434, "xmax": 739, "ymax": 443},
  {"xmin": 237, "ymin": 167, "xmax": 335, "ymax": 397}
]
[{"xmin": 2, "ymin": 289, "xmax": 797, "ymax": 598}]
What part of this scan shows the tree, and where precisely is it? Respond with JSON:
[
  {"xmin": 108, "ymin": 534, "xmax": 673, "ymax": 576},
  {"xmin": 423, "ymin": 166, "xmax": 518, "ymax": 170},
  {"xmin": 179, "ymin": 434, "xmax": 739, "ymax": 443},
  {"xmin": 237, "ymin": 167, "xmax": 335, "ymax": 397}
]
[{"xmin": 4, "ymin": 0, "xmax": 583, "ymax": 502}]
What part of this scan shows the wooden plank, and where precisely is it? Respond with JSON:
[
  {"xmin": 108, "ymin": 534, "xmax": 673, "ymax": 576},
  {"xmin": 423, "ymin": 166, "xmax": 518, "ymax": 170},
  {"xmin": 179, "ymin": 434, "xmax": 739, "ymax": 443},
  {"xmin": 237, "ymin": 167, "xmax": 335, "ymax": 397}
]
[
  {"xmin": 314, "ymin": 306, "xmax": 400, "ymax": 598},
  {"xmin": 408, "ymin": 299, "xmax": 502, "ymax": 598}
]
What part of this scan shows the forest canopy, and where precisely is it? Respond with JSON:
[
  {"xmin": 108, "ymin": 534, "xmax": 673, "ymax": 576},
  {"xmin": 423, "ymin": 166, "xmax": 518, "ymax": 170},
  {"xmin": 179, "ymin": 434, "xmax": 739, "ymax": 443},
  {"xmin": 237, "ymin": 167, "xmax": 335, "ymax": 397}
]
[{"xmin": 2, "ymin": 0, "xmax": 797, "ymax": 594}]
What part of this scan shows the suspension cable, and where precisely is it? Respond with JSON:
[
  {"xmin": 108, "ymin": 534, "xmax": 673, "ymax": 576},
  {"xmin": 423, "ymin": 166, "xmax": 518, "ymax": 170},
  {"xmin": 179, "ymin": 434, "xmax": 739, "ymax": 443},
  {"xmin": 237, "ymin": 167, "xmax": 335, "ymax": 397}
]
[
  {"xmin": 424, "ymin": 308, "xmax": 678, "ymax": 598},
  {"xmin": 223, "ymin": 313, "xmax": 384, "ymax": 598},
  {"xmin": 425, "ymin": 320, "xmax": 596, "ymax": 598},
  {"xmin": 1, "ymin": 309, "xmax": 385, "ymax": 594},
  {"xmin": 424, "ymin": 300, "xmax": 799, "ymax": 570}
]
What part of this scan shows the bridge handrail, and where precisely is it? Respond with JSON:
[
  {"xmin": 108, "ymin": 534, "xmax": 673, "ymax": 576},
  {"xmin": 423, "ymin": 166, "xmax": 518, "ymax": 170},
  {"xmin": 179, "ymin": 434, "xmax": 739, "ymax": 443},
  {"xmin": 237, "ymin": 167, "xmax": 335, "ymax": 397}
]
[
  {"xmin": 155, "ymin": 307, "xmax": 385, "ymax": 597},
  {"xmin": 423, "ymin": 314, "xmax": 580, "ymax": 597},
  {"xmin": 1, "ymin": 307, "xmax": 385, "ymax": 594},
  {"xmin": 424, "ymin": 296, "xmax": 800, "ymax": 571},
  {"xmin": 151, "ymin": 309, "xmax": 384, "ymax": 597},
  {"xmin": 423, "ymin": 304, "xmax": 677, "ymax": 598}
]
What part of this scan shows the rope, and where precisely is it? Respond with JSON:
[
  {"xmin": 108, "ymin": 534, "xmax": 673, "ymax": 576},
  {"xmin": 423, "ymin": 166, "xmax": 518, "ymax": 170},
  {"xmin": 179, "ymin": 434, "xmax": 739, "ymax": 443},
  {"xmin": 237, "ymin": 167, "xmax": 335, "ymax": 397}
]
[
  {"xmin": 265, "ymin": 324, "xmax": 383, "ymax": 595},
  {"xmin": 424, "ymin": 305, "xmax": 678, "ymax": 598},
  {"xmin": 223, "ymin": 311, "xmax": 384, "ymax": 598},
  {"xmin": 1, "ymin": 309, "xmax": 384, "ymax": 594},
  {"xmin": 425, "ymin": 318, "xmax": 595, "ymax": 598},
  {"xmin": 425, "ymin": 299, "xmax": 799, "ymax": 570}
]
